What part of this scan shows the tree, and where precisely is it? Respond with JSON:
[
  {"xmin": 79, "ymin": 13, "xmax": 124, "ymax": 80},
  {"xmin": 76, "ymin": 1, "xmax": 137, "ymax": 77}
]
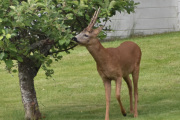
[{"xmin": 0, "ymin": 0, "xmax": 138, "ymax": 119}]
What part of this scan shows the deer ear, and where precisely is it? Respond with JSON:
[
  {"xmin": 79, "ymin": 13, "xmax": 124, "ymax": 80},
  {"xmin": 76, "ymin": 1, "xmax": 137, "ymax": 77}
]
[{"xmin": 93, "ymin": 26, "xmax": 104, "ymax": 36}]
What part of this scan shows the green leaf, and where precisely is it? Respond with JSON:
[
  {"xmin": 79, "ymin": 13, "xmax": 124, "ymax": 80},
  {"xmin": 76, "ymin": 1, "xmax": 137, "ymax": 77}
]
[
  {"xmin": 2, "ymin": 30, "xmax": 5, "ymax": 36},
  {"xmin": 17, "ymin": 56, "xmax": 23, "ymax": 62},
  {"xmin": 66, "ymin": 13, "xmax": 73, "ymax": 20},
  {"xmin": 10, "ymin": 6, "xmax": 16, "ymax": 10},
  {"xmin": 12, "ymin": 69, "xmax": 17, "ymax": 73},
  {"xmin": 0, "ymin": 52, "xmax": 5, "ymax": 60},
  {"xmin": 36, "ymin": 3, "xmax": 46, "ymax": 7},
  {"xmin": 46, "ymin": 59, "xmax": 53, "ymax": 66},
  {"xmin": 72, "ymin": 1, "xmax": 79, "ymax": 5},
  {"xmin": 0, "ymin": 36, "xmax": 3, "ymax": 40},
  {"xmin": 9, "ymin": 44, "xmax": 17, "ymax": 52},
  {"xmin": 0, "ymin": 18, "xmax": 2, "ymax": 22},
  {"xmin": 109, "ymin": 1, "xmax": 116, "ymax": 10},
  {"xmin": 0, "ymin": 41, "xmax": 4, "ymax": 47},
  {"xmin": 6, "ymin": 34, "xmax": 11, "ymax": 39},
  {"xmin": 105, "ymin": 0, "xmax": 110, "ymax": 8},
  {"xmin": 59, "ymin": 39, "xmax": 66, "ymax": 45},
  {"xmin": 28, "ymin": 0, "xmax": 31, "ymax": 4},
  {"xmin": 5, "ymin": 59, "xmax": 13, "ymax": 69},
  {"xmin": 57, "ymin": 55, "xmax": 62, "ymax": 59}
]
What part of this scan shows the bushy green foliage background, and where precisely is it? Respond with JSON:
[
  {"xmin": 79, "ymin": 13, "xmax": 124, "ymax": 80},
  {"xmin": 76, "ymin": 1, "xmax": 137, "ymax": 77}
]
[{"xmin": 0, "ymin": 0, "xmax": 138, "ymax": 76}]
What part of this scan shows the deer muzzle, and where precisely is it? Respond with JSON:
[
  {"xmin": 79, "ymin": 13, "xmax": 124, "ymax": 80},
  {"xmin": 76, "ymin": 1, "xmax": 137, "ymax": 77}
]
[{"xmin": 72, "ymin": 37, "xmax": 79, "ymax": 43}]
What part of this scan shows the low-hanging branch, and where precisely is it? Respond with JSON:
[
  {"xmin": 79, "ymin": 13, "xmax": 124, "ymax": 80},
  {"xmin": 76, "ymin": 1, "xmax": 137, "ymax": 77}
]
[
  {"xmin": 29, "ymin": 38, "xmax": 54, "ymax": 51},
  {"xmin": 48, "ymin": 43, "xmax": 78, "ymax": 55},
  {"xmin": 29, "ymin": 38, "xmax": 78, "ymax": 55}
]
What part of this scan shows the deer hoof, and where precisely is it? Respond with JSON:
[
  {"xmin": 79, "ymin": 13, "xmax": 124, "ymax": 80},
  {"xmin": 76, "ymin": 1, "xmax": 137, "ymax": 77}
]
[
  {"xmin": 123, "ymin": 113, "xmax": 127, "ymax": 117},
  {"xmin": 134, "ymin": 114, "xmax": 138, "ymax": 117}
]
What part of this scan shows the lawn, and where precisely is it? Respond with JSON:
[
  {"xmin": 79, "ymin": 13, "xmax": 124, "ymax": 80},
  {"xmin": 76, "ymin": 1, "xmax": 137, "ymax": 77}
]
[{"xmin": 0, "ymin": 32, "xmax": 180, "ymax": 120}]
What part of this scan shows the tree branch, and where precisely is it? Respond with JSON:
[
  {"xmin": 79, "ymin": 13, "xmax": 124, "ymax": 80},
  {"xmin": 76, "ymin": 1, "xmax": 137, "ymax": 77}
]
[
  {"xmin": 48, "ymin": 43, "xmax": 78, "ymax": 54},
  {"xmin": 29, "ymin": 39, "xmax": 54, "ymax": 51},
  {"xmin": 29, "ymin": 39, "xmax": 77, "ymax": 56}
]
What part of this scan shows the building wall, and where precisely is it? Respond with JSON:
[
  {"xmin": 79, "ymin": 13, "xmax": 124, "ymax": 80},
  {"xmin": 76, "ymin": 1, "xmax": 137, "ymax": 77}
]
[{"xmin": 106, "ymin": 0, "xmax": 180, "ymax": 39}]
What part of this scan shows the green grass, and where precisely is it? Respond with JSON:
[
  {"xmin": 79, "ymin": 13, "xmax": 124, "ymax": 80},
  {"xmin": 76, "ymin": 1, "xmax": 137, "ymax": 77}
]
[{"xmin": 0, "ymin": 32, "xmax": 180, "ymax": 120}]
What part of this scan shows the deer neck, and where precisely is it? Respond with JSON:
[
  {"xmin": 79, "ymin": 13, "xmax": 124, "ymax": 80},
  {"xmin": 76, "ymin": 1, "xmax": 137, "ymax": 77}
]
[{"xmin": 86, "ymin": 39, "xmax": 108, "ymax": 67}]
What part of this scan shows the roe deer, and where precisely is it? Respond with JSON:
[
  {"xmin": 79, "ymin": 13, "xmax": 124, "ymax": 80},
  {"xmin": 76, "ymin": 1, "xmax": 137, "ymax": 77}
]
[{"xmin": 72, "ymin": 8, "xmax": 141, "ymax": 120}]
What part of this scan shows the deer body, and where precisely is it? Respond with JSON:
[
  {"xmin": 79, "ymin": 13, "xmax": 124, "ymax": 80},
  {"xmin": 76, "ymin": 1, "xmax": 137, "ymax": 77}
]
[
  {"xmin": 72, "ymin": 8, "xmax": 141, "ymax": 120},
  {"xmin": 87, "ymin": 40, "xmax": 141, "ymax": 79}
]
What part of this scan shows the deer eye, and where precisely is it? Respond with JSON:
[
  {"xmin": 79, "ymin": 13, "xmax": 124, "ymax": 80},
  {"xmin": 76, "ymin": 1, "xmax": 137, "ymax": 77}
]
[{"xmin": 84, "ymin": 34, "xmax": 89, "ymax": 37}]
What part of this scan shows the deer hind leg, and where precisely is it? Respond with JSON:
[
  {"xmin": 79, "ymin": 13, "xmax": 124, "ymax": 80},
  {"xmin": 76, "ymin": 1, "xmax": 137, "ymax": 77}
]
[
  {"xmin": 132, "ymin": 67, "xmax": 140, "ymax": 118},
  {"xmin": 103, "ymin": 79, "xmax": 111, "ymax": 120},
  {"xmin": 123, "ymin": 76, "xmax": 133, "ymax": 114},
  {"xmin": 116, "ymin": 77, "xmax": 126, "ymax": 116}
]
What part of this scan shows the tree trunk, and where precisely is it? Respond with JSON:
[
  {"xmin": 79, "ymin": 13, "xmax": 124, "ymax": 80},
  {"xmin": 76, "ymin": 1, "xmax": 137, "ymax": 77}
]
[{"xmin": 18, "ymin": 58, "xmax": 41, "ymax": 120}]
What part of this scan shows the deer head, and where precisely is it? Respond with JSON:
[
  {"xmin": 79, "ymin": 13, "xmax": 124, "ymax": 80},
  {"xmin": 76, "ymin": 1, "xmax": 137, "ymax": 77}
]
[{"xmin": 72, "ymin": 8, "xmax": 103, "ymax": 46}]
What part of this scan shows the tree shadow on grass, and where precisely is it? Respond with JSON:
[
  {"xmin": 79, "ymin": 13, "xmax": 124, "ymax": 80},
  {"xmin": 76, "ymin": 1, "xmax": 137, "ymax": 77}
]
[
  {"xmin": 41, "ymin": 104, "xmax": 105, "ymax": 120},
  {"xmin": 41, "ymin": 94, "xmax": 180, "ymax": 120},
  {"xmin": 41, "ymin": 103, "xmax": 139, "ymax": 120}
]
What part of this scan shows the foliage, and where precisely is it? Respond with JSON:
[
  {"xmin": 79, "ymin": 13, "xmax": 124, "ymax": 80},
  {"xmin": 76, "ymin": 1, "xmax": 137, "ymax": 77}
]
[{"xmin": 0, "ymin": 0, "xmax": 138, "ymax": 77}]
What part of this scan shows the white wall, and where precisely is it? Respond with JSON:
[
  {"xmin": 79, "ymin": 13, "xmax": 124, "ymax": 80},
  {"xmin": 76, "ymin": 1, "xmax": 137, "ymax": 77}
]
[
  {"xmin": 106, "ymin": 0, "xmax": 180, "ymax": 39},
  {"xmin": 178, "ymin": 0, "xmax": 180, "ymax": 28}
]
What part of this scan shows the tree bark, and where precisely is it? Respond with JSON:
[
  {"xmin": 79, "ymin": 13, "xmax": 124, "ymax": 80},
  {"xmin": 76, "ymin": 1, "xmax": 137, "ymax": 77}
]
[{"xmin": 18, "ymin": 58, "xmax": 41, "ymax": 120}]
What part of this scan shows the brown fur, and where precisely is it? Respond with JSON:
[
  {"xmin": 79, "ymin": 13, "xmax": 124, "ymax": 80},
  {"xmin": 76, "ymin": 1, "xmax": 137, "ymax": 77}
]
[{"xmin": 72, "ymin": 9, "xmax": 141, "ymax": 120}]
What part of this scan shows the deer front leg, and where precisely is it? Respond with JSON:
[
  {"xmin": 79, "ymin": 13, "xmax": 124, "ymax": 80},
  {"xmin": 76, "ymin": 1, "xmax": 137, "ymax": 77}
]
[
  {"xmin": 116, "ymin": 77, "xmax": 126, "ymax": 116},
  {"xmin": 103, "ymin": 79, "xmax": 111, "ymax": 120}
]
